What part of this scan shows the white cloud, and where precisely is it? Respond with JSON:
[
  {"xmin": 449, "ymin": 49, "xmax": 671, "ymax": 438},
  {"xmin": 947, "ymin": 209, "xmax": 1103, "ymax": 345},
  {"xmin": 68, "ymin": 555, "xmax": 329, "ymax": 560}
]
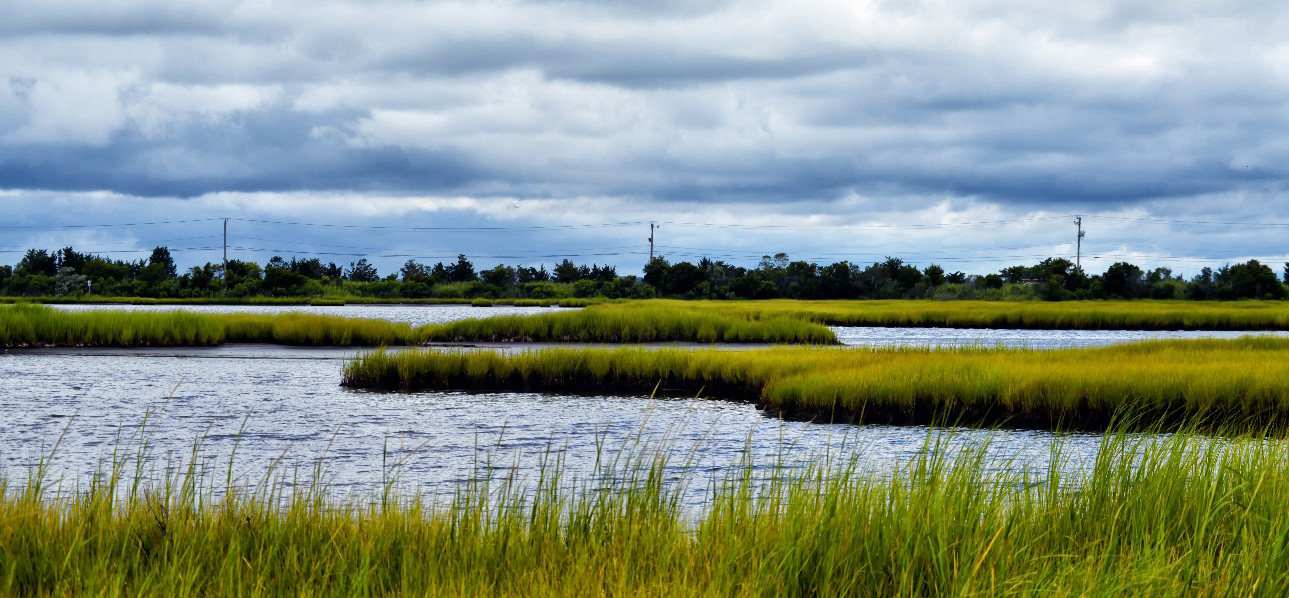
[{"xmin": 4, "ymin": 71, "xmax": 133, "ymax": 145}]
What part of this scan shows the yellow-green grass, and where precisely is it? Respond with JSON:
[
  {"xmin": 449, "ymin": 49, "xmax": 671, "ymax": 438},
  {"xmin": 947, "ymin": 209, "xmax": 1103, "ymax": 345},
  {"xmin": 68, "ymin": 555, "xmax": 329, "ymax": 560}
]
[
  {"xmin": 0, "ymin": 303, "xmax": 421, "ymax": 348},
  {"xmin": 6, "ymin": 430, "xmax": 1289, "ymax": 596},
  {"xmin": 661, "ymin": 298, "xmax": 1289, "ymax": 330},
  {"xmin": 1, "ymin": 302, "xmax": 837, "ymax": 347},
  {"xmin": 419, "ymin": 301, "xmax": 837, "ymax": 344},
  {"xmin": 344, "ymin": 337, "xmax": 1289, "ymax": 430}
]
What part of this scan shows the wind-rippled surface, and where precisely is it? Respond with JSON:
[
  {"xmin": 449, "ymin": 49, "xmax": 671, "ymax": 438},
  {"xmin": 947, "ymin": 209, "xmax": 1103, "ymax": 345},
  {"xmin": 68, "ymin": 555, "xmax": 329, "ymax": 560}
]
[
  {"xmin": 7, "ymin": 302, "xmax": 1253, "ymax": 505},
  {"xmin": 1, "ymin": 344, "xmax": 1110, "ymax": 506}
]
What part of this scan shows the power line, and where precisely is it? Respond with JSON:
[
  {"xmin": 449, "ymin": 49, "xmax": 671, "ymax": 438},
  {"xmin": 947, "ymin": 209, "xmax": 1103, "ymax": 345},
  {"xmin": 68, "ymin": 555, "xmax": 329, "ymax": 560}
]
[{"xmin": 0, "ymin": 218, "xmax": 223, "ymax": 230}]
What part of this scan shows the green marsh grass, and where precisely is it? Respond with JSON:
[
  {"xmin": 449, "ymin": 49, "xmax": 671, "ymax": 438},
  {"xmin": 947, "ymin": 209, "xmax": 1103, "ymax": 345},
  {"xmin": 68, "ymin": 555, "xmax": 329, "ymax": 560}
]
[
  {"xmin": 0, "ymin": 303, "xmax": 422, "ymax": 348},
  {"xmin": 6, "ymin": 425, "xmax": 1289, "ymax": 596},
  {"xmin": 344, "ymin": 338, "xmax": 1289, "ymax": 430},
  {"xmin": 419, "ymin": 300, "xmax": 836, "ymax": 344},
  {"xmin": 674, "ymin": 298, "xmax": 1289, "ymax": 330}
]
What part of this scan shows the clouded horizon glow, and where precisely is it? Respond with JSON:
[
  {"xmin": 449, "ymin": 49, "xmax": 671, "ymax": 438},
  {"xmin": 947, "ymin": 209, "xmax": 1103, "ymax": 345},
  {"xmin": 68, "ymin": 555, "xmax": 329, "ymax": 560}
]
[{"xmin": 3, "ymin": 0, "xmax": 1288, "ymax": 277}]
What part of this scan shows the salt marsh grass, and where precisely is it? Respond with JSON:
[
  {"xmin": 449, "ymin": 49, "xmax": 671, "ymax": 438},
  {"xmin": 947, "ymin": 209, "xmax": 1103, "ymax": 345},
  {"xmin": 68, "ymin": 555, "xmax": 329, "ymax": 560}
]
[
  {"xmin": 0, "ymin": 303, "xmax": 421, "ymax": 348},
  {"xmin": 5, "ymin": 425, "xmax": 1289, "ymax": 596},
  {"xmin": 345, "ymin": 338, "xmax": 1289, "ymax": 430},
  {"xmin": 420, "ymin": 300, "xmax": 836, "ymax": 344},
  {"xmin": 698, "ymin": 298, "xmax": 1289, "ymax": 330}
]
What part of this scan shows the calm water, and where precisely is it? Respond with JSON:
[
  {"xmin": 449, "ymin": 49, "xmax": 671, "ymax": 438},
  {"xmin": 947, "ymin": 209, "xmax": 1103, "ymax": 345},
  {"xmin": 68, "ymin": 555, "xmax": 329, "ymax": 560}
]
[{"xmin": 4, "ymin": 303, "xmax": 1260, "ymax": 505}]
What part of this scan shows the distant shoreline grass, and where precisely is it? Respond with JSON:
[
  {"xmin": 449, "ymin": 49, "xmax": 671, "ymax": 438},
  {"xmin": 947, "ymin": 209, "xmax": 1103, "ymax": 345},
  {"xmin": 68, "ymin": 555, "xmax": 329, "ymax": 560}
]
[
  {"xmin": 13, "ymin": 298, "xmax": 1289, "ymax": 349},
  {"xmin": 6, "ymin": 429, "xmax": 1289, "ymax": 595},
  {"xmin": 647, "ymin": 298, "xmax": 1289, "ymax": 331},
  {"xmin": 0, "ymin": 303, "xmax": 422, "ymax": 348},
  {"xmin": 11, "ymin": 296, "xmax": 1289, "ymax": 331},
  {"xmin": 344, "ymin": 338, "xmax": 1289, "ymax": 431},
  {"xmin": 0, "ymin": 295, "xmax": 603, "ymax": 307},
  {"xmin": 1, "ymin": 302, "xmax": 837, "ymax": 348}
]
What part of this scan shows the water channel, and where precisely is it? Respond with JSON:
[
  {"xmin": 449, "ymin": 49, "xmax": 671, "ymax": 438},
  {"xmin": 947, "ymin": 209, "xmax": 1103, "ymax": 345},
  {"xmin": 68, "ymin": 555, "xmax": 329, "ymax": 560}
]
[{"xmin": 4, "ymin": 303, "xmax": 1276, "ymax": 506}]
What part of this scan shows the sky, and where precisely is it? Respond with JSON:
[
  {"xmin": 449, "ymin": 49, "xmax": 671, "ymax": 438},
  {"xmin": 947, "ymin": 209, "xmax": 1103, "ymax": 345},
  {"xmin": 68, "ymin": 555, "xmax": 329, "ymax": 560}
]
[{"xmin": 2, "ymin": 0, "xmax": 1288, "ymax": 278}]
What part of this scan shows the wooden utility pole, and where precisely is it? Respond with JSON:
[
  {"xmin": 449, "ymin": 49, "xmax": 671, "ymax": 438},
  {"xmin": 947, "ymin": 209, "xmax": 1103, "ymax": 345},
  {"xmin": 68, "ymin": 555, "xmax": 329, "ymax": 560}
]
[
  {"xmin": 648, "ymin": 222, "xmax": 655, "ymax": 262},
  {"xmin": 223, "ymin": 218, "xmax": 229, "ymax": 291},
  {"xmin": 1074, "ymin": 215, "xmax": 1085, "ymax": 269}
]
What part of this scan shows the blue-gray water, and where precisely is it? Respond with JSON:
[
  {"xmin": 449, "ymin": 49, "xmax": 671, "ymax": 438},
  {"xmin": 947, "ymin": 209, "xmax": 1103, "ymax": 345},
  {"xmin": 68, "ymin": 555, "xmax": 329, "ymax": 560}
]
[{"xmin": 4, "ymin": 303, "xmax": 1269, "ymax": 506}]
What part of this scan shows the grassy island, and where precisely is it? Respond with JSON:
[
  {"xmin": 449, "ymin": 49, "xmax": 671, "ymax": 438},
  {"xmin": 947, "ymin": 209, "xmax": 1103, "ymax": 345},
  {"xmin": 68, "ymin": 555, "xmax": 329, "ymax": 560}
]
[
  {"xmin": 0, "ymin": 302, "xmax": 838, "ymax": 348},
  {"xmin": 5, "ymin": 431, "xmax": 1289, "ymax": 596},
  {"xmin": 0, "ymin": 303, "xmax": 422, "ymax": 348},
  {"xmin": 344, "ymin": 338, "xmax": 1289, "ymax": 431}
]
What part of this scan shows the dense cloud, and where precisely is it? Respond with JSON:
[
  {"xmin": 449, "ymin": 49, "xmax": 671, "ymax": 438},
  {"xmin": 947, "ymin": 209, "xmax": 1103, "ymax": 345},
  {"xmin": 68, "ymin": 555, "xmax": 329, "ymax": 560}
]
[{"xmin": 2, "ymin": 0, "xmax": 1288, "ymax": 273}]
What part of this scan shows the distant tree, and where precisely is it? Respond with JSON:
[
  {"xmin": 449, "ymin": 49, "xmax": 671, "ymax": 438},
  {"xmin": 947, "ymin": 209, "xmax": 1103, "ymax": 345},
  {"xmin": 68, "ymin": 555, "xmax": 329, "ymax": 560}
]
[
  {"xmin": 945, "ymin": 271, "xmax": 968, "ymax": 284},
  {"xmin": 480, "ymin": 265, "xmax": 516, "ymax": 288},
  {"xmin": 148, "ymin": 247, "xmax": 177, "ymax": 278},
  {"xmin": 1215, "ymin": 260, "xmax": 1284, "ymax": 299},
  {"xmin": 400, "ymin": 259, "xmax": 429, "ymax": 282},
  {"xmin": 57, "ymin": 247, "xmax": 88, "ymax": 273},
  {"xmin": 17, "ymin": 249, "xmax": 57, "ymax": 276},
  {"xmin": 288, "ymin": 257, "xmax": 328, "ymax": 280},
  {"xmin": 589, "ymin": 264, "xmax": 617, "ymax": 283},
  {"xmin": 516, "ymin": 265, "xmax": 550, "ymax": 283},
  {"xmin": 346, "ymin": 259, "xmax": 380, "ymax": 282},
  {"xmin": 553, "ymin": 259, "xmax": 587, "ymax": 283},
  {"xmin": 642, "ymin": 257, "xmax": 670, "ymax": 289},
  {"xmin": 448, "ymin": 254, "xmax": 476, "ymax": 283},
  {"xmin": 1102, "ymin": 262, "xmax": 1144, "ymax": 299},
  {"xmin": 661, "ymin": 261, "xmax": 706, "ymax": 296},
  {"xmin": 53, "ymin": 267, "xmax": 88, "ymax": 297},
  {"xmin": 999, "ymin": 265, "xmax": 1031, "ymax": 284},
  {"xmin": 923, "ymin": 264, "xmax": 945, "ymax": 286}
]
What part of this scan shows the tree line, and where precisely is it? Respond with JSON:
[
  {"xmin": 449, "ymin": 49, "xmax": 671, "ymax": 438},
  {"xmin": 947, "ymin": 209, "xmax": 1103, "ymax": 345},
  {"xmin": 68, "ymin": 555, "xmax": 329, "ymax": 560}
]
[{"xmin": 1, "ymin": 246, "xmax": 1286, "ymax": 301}]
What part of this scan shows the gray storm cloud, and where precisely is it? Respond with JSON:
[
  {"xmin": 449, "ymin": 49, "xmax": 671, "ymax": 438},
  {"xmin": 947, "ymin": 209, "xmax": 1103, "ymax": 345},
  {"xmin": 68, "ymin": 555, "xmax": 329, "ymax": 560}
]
[{"xmin": 2, "ymin": 0, "xmax": 1288, "ymax": 274}]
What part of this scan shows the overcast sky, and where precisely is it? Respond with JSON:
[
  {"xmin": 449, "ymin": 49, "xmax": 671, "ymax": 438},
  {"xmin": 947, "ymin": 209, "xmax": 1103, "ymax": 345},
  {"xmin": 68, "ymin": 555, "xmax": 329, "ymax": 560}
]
[{"xmin": 2, "ymin": 0, "xmax": 1288, "ymax": 277}]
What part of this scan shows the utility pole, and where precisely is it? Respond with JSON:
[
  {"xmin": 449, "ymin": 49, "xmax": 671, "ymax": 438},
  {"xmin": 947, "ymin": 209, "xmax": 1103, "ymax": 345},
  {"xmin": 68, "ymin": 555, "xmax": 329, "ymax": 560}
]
[
  {"xmin": 648, "ymin": 222, "xmax": 655, "ymax": 262},
  {"xmin": 1074, "ymin": 215, "xmax": 1085, "ymax": 270},
  {"xmin": 223, "ymin": 218, "xmax": 229, "ymax": 291}
]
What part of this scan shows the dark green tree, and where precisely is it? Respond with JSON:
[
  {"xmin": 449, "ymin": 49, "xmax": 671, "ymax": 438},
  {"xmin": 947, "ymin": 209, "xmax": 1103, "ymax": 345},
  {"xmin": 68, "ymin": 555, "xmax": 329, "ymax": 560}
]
[{"xmin": 346, "ymin": 259, "xmax": 380, "ymax": 283}]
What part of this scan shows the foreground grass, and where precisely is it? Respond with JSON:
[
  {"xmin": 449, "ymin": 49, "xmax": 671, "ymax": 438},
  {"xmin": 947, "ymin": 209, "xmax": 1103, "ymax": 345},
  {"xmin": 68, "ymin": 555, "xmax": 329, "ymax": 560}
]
[
  {"xmin": 0, "ymin": 303, "xmax": 422, "ymax": 347},
  {"xmin": 345, "ymin": 338, "xmax": 1289, "ymax": 430},
  {"xmin": 5, "ymin": 429, "xmax": 1289, "ymax": 596}
]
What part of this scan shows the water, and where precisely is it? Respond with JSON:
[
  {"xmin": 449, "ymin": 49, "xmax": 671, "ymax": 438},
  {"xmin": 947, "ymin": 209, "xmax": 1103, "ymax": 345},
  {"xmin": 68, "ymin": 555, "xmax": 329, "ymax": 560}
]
[
  {"xmin": 832, "ymin": 325, "xmax": 1289, "ymax": 348},
  {"xmin": 7, "ymin": 302, "xmax": 1259, "ymax": 506},
  {"xmin": 51, "ymin": 302, "xmax": 1289, "ymax": 348},
  {"xmin": 49, "ymin": 302, "xmax": 569, "ymax": 327},
  {"xmin": 1, "ymin": 346, "xmax": 1100, "ymax": 508}
]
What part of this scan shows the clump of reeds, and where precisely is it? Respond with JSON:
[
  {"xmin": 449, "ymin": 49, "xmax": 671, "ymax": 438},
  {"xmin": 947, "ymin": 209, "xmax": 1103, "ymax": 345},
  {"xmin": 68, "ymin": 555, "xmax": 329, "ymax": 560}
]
[
  {"xmin": 6, "ymin": 425, "xmax": 1289, "ymax": 595},
  {"xmin": 419, "ymin": 301, "xmax": 837, "ymax": 344},
  {"xmin": 682, "ymin": 298, "xmax": 1289, "ymax": 330},
  {"xmin": 344, "ymin": 338, "xmax": 1289, "ymax": 431},
  {"xmin": 0, "ymin": 303, "xmax": 422, "ymax": 348},
  {"xmin": 470, "ymin": 298, "xmax": 495, "ymax": 307},
  {"xmin": 308, "ymin": 298, "xmax": 346, "ymax": 306}
]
